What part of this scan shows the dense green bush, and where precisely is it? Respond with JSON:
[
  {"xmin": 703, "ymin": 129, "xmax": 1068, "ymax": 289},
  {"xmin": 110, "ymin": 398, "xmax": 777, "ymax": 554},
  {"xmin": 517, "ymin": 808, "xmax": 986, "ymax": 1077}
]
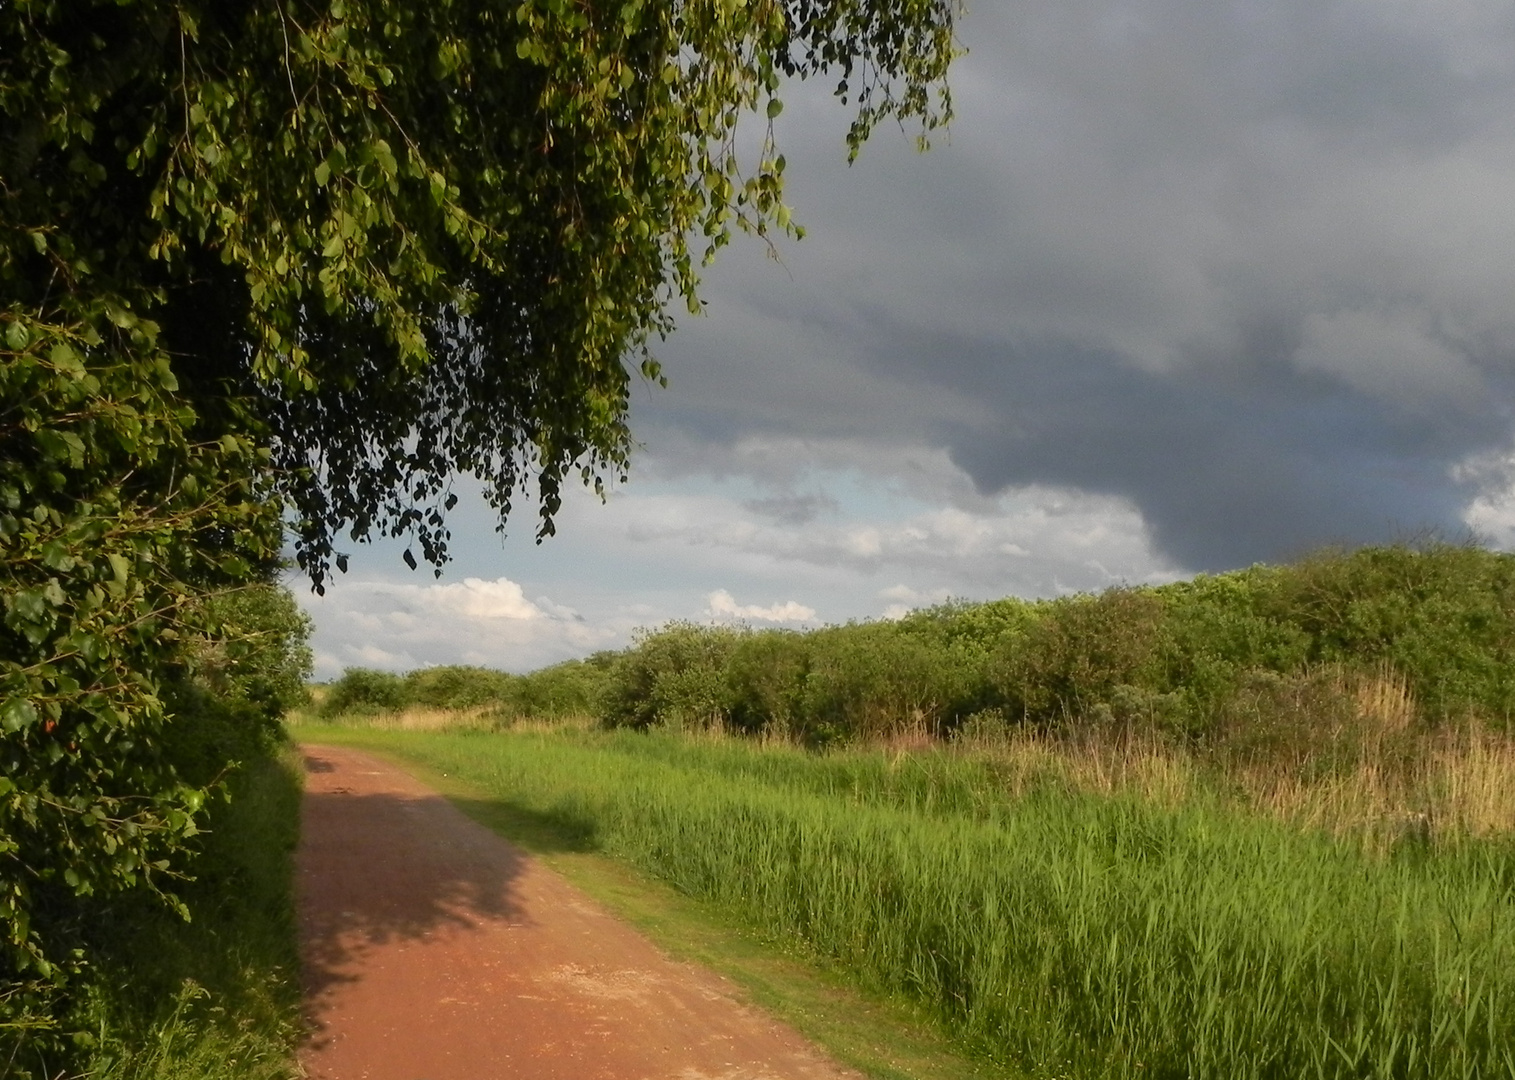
[
  {"xmin": 600, "ymin": 622, "xmax": 743, "ymax": 730},
  {"xmin": 194, "ymin": 584, "xmax": 316, "ymax": 728},
  {"xmin": 597, "ymin": 543, "xmax": 1515, "ymax": 744},
  {"xmin": 3, "ymin": 581, "xmax": 309, "ymax": 1074},
  {"xmin": 320, "ymin": 668, "xmax": 407, "ymax": 716},
  {"xmin": 1282, "ymin": 544, "xmax": 1515, "ymax": 723},
  {"xmin": 724, "ymin": 631, "xmax": 812, "ymax": 735},
  {"xmin": 992, "ymin": 587, "xmax": 1167, "ymax": 729},
  {"xmin": 506, "ymin": 658, "xmax": 613, "ymax": 719},
  {"xmin": 801, "ymin": 621, "xmax": 978, "ymax": 741},
  {"xmin": 402, "ymin": 665, "xmax": 514, "ymax": 710}
]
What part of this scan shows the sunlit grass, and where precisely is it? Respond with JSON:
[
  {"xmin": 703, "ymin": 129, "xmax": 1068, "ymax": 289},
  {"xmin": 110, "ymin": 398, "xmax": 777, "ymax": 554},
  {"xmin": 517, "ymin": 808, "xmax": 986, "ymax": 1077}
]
[{"xmin": 304, "ymin": 719, "xmax": 1515, "ymax": 1080}]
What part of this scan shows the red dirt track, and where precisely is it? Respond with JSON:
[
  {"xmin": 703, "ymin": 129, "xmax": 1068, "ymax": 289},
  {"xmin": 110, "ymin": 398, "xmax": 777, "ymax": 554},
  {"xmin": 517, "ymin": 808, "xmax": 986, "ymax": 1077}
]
[{"xmin": 296, "ymin": 744, "xmax": 863, "ymax": 1080}]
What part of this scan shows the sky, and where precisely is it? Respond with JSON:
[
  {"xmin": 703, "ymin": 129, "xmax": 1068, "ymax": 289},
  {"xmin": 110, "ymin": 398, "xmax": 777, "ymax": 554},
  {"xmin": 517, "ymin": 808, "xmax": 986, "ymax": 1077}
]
[{"xmin": 298, "ymin": 0, "xmax": 1515, "ymax": 677}]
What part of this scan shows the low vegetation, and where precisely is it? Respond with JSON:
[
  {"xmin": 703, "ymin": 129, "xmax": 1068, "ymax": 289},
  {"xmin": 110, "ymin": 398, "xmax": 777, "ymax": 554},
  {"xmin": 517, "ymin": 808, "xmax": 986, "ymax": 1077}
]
[
  {"xmin": 307, "ymin": 541, "xmax": 1515, "ymax": 1080},
  {"xmin": 596, "ymin": 541, "xmax": 1515, "ymax": 745},
  {"xmin": 3, "ymin": 584, "xmax": 309, "ymax": 1080},
  {"xmin": 299, "ymin": 721, "xmax": 1515, "ymax": 1080},
  {"xmin": 314, "ymin": 655, "xmax": 614, "ymax": 725}
]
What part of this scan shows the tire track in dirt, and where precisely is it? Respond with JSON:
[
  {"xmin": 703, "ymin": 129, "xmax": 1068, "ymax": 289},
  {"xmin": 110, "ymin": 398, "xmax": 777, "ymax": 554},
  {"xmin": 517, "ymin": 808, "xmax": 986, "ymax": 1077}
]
[{"xmin": 296, "ymin": 744, "xmax": 864, "ymax": 1080}]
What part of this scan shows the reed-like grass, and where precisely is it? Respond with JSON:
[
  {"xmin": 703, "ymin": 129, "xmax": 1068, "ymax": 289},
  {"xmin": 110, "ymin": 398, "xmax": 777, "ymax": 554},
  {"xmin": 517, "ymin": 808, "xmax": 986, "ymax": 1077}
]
[{"xmin": 315, "ymin": 722, "xmax": 1515, "ymax": 1080}]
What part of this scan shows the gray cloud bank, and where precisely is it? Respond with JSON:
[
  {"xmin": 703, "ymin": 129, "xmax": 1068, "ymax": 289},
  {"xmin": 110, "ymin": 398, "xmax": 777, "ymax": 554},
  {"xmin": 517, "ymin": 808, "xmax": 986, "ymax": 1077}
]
[{"xmin": 637, "ymin": 0, "xmax": 1515, "ymax": 571}]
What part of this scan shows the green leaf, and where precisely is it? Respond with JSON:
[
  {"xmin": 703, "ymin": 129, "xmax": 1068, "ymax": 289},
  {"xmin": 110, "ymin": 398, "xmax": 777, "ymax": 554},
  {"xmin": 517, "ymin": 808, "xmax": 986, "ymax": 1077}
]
[
  {"xmin": 1, "ymin": 699, "xmax": 39, "ymax": 733},
  {"xmin": 315, "ymin": 161, "xmax": 331, "ymax": 186},
  {"xmin": 766, "ymin": 97, "xmax": 784, "ymax": 119},
  {"xmin": 4, "ymin": 321, "xmax": 28, "ymax": 351},
  {"xmin": 36, "ymin": 429, "xmax": 68, "ymax": 463},
  {"xmin": 41, "ymin": 541, "xmax": 76, "ymax": 572},
  {"xmin": 50, "ymin": 342, "xmax": 85, "ymax": 379}
]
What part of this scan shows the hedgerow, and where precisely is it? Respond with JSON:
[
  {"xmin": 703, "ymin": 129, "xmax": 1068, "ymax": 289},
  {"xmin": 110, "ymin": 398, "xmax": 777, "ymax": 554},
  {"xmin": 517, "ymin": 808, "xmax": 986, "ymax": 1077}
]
[{"xmin": 598, "ymin": 542, "xmax": 1515, "ymax": 744}]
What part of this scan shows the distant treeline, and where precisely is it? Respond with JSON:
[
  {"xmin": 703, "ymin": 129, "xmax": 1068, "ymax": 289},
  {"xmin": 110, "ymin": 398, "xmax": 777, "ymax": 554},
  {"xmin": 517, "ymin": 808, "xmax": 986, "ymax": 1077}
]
[
  {"xmin": 321, "ymin": 543, "xmax": 1515, "ymax": 744},
  {"xmin": 319, "ymin": 655, "xmax": 616, "ymax": 719}
]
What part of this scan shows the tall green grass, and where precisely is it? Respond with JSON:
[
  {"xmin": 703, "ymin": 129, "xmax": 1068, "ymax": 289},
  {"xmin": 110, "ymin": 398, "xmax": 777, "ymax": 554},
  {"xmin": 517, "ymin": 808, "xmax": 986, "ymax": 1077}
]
[{"xmin": 323, "ymin": 724, "xmax": 1515, "ymax": 1080}]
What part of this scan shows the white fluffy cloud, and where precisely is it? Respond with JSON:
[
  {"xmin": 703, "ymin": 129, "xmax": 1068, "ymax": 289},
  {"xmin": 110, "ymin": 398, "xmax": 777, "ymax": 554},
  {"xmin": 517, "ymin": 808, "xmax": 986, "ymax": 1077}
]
[
  {"xmin": 299, "ymin": 576, "xmax": 618, "ymax": 678},
  {"xmin": 598, "ymin": 478, "xmax": 1179, "ymax": 596},
  {"xmin": 706, "ymin": 590, "xmax": 818, "ymax": 623}
]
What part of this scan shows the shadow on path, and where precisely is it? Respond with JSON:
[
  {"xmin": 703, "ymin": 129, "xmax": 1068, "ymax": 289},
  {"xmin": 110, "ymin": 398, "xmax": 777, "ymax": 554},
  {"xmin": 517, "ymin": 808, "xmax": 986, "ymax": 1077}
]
[{"xmin": 296, "ymin": 747, "xmax": 550, "ymax": 1048}]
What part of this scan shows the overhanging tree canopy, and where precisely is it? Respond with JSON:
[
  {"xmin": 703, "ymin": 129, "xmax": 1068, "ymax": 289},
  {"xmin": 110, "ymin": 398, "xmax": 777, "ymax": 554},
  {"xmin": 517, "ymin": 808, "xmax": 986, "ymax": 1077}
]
[{"xmin": 5, "ymin": 0, "xmax": 957, "ymax": 583}]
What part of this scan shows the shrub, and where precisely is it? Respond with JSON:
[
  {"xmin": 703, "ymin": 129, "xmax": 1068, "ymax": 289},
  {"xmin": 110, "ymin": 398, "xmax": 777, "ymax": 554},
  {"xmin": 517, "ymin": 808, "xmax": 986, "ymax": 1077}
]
[
  {"xmin": 193, "ymin": 583, "xmax": 316, "ymax": 726},
  {"xmin": 320, "ymin": 668, "xmax": 406, "ymax": 715},
  {"xmin": 403, "ymin": 665, "xmax": 514, "ymax": 710},
  {"xmin": 992, "ymin": 588, "xmax": 1168, "ymax": 731},
  {"xmin": 1280, "ymin": 543, "xmax": 1515, "ymax": 724},
  {"xmin": 600, "ymin": 623, "xmax": 741, "ymax": 729},
  {"xmin": 802, "ymin": 622, "xmax": 977, "ymax": 741},
  {"xmin": 590, "ymin": 544, "xmax": 1515, "ymax": 747},
  {"xmin": 3, "ymin": 583, "xmax": 307, "ymax": 1071},
  {"xmin": 506, "ymin": 659, "xmax": 611, "ymax": 719},
  {"xmin": 724, "ymin": 631, "xmax": 811, "ymax": 735}
]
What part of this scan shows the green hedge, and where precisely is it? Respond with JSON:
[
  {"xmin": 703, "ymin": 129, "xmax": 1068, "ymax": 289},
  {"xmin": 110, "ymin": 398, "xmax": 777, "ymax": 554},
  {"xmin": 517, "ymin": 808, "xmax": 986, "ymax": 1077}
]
[
  {"xmin": 597, "ymin": 543, "xmax": 1515, "ymax": 743},
  {"xmin": 321, "ymin": 657, "xmax": 614, "ymax": 721}
]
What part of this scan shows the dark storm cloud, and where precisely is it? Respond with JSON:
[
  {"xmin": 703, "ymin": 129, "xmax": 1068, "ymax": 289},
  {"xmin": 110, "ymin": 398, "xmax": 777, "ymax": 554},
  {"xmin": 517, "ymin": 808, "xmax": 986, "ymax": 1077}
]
[
  {"xmin": 635, "ymin": 0, "xmax": 1515, "ymax": 572},
  {"xmin": 861, "ymin": 315, "xmax": 1500, "ymax": 569},
  {"xmin": 743, "ymin": 493, "xmax": 841, "ymax": 526}
]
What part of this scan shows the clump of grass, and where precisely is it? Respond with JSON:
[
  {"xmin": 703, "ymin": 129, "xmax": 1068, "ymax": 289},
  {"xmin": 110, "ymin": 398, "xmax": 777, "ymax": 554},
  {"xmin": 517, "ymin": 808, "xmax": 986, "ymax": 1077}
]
[{"xmin": 313, "ymin": 722, "xmax": 1515, "ymax": 1080}]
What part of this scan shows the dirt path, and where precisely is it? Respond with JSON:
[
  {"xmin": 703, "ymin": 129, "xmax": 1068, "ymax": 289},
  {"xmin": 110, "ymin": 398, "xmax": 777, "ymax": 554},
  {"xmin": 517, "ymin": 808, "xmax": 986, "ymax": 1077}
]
[{"xmin": 296, "ymin": 744, "xmax": 864, "ymax": 1080}]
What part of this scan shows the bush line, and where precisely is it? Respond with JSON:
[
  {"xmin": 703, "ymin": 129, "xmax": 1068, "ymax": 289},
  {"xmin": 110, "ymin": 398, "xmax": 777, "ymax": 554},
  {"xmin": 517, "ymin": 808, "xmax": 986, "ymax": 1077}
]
[{"xmin": 324, "ymin": 542, "xmax": 1515, "ymax": 746}]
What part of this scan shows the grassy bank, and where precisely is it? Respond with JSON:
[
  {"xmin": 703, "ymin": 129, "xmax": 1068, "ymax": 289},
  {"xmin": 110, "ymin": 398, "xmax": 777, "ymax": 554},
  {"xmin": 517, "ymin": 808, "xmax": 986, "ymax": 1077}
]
[{"xmin": 296, "ymin": 719, "xmax": 1515, "ymax": 1080}]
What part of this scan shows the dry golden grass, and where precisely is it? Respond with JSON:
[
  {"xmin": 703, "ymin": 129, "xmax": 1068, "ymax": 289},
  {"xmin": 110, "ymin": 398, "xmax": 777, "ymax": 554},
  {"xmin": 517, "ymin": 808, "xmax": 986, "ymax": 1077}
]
[
  {"xmin": 288, "ymin": 704, "xmax": 496, "ymax": 731},
  {"xmin": 959, "ymin": 729, "xmax": 1197, "ymax": 808},
  {"xmin": 304, "ymin": 679, "xmax": 1515, "ymax": 847},
  {"xmin": 496, "ymin": 711, "xmax": 600, "ymax": 734},
  {"xmin": 934, "ymin": 666, "xmax": 1515, "ymax": 847},
  {"xmin": 1228, "ymin": 669, "xmax": 1515, "ymax": 845}
]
